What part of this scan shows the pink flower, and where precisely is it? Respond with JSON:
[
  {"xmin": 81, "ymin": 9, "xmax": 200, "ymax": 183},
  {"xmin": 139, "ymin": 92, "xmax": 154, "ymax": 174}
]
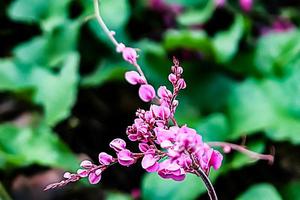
[
  {"xmin": 98, "ymin": 152, "xmax": 114, "ymax": 165},
  {"xmin": 77, "ymin": 169, "xmax": 88, "ymax": 177},
  {"xmin": 157, "ymin": 86, "xmax": 172, "ymax": 99},
  {"xmin": 117, "ymin": 149, "xmax": 136, "ymax": 166},
  {"xmin": 88, "ymin": 169, "xmax": 102, "ymax": 184},
  {"xmin": 168, "ymin": 73, "xmax": 177, "ymax": 84},
  {"xmin": 158, "ymin": 160, "xmax": 186, "ymax": 181},
  {"xmin": 125, "ymin": 71, "xmax": 146, "ymax": 85},
  {"xmin": 239, "ymin": 0, "xmax": 252, "ymax": 12},
  {"xmin": 80, "ymin": 160, "xmax": 93, "ymax": 169},
  {"xmin": 177, "ymin": 78, "xmax": 186, "ymax": 89},
  {"xmin": 151, "ymin": 105, "xmax": 171, "ymax": 120},
  {"xmin": 109, "ymin": 138, "xmax": 126, "ymax": 152},
  {"xmin": 139, "ymin": 84, "xmax": 156, "ymax": 102},
  {"xmin": 117, "ymin": 43, "xmax": 138, "ymax": 64},
  {"xmin": 209, "ymin": 150, "xmax": 223, "ymax": 170},
  {"xmin": 141, "ymin": 154, "xmax": 159, "ymax": 172}
]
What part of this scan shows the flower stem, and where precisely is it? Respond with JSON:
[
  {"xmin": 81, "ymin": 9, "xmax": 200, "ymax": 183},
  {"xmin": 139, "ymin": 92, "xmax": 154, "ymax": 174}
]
[
  {"xmin": 194, "ymin": 167, "xmax": 218, "ymax": 200},
  {"xmin": 93, "ymin": 0, "xmax": 119, "ymax": 47},
  {"xmin": 207, "ymin": 142, "xmax": 274, "ymax": 164}
]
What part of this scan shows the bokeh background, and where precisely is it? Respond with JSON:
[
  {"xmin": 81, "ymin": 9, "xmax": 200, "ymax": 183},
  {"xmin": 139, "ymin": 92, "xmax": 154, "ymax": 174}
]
[{"xmin": 0, "ymin": 0, "xmax": 300, "ymax": 199}]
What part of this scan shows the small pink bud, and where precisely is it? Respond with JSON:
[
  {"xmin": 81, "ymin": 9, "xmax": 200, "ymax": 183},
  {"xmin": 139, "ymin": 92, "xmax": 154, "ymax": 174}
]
[
  {"xmin": 88, "ymin": 172, "xmax": 101, "ymax": 184},
  {"xmin": 240, "ymin": 0, "xmax": 252, "ymax": 12},
  {"xmin": 168, "ymin": 74, "xmax": 177, "ymax": 84},
  {"xmin": 63, "ymin": 172, "xmax": 71, "ymax": 179},
  {"xmin": 109, "ymin": 138, "xmax": 126, "ymax": 152},
  {"xmin": 139, "ymin": 84, "xmax": 156, "ymax": 102},
  {"xmin": 139, "ymin": 143, "xmax": 150, "ymax": 152},
  {"xmin": 151, "ymin": 105, "xmax": 170, "ymax": 120},
  {"xmin": 95, "ymin": 169, "xmax": 102, "ymax": 176},
  {"xmin": 98, "ymin": 152, "xmax": 114, "ymax": 165},
  {"xmin": 80, "ymin": 160, "xmax": 93, "ymax": 169},
  {"xmin": 117, "ymin": 149, "xmax": 136, "ymax": 166},
  {"xmin": 77, "ymin": 169, "xmax": 88, "ymax": 177},
  {"xmin": 176, "ymin": 67, "xmax": 183, "ymax": 74},
  {"xmin": 125, "ymin": 71, "xmax": 140, "ymax": 85},
  {"xmin": 116, "ymin": 43, "xmax": 126, "ymax": 52},
  {"xmin": 158, "ymin": 86, "xmax": 172, "ymax": 99},
  {"xmin": 177, "ymin": 78, "xmax": 186, "ymax": 89},
  {"xmin": 122, "ymin": 47, "xmax": 138, "ymax": 64}
]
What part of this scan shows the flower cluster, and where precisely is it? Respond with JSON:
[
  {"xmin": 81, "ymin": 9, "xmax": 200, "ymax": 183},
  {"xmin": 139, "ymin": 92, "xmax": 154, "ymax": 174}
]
[{"xmin": 45, "ymin": 2, "xmax": 274, "ymax": 199}]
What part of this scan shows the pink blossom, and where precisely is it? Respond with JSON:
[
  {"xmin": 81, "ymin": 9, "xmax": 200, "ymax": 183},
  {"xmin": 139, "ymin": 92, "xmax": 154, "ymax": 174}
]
[
  {"xmin": 151, "ymin": 105, "xmax": 171, "ymax": 120},
  {"xmin": 209, "ymin": 150, "xmax": 223, "ymax": 170},
  {"xmin": 157, "ymin": 86, "xmax": 172, "ymax": 99},
  {"xmin": 77, "ymin": 169, "xmax": 88, "ymax": 177},
  {"xmin": 88, "ymin": 169, "xmax": 102, "ymax": 184},
  {"xmin": 109, "ymin": 138, "xmax": 126, "ymax": 152},
  {"xmin": 125, "ymin": 71, "xmax": 146, "ymax": 85},
  {"xmin": 239, "ymin": 0, "xmax": 252, "ymax": 12},
  {"xmin": 177, "ymin": 78, "xmax": 186, "ymax": 89},
  {"xmin": 98, "ymin": 152, "xmax": 114, "ymax": 165},
  {"xmin": 139, "ymin": 143, "xmax": 150, "ymax": 152},
  {"xmin": 117, "ymin": 149, "xmax": 136, "ymax": 166},
  {"xmin": 158, "ymin": 159, "xmax": 186, "ymax": 181},
  {"xmin": 117, "ymin": 43, "xmax": 138, "ymax": 64},
  {"xmin": 80, "ymin": 160, "xmax": 93, "ymax": 169},
  {"xmin": 138, "ymin": 84, "xmax": 156, "ymax": 102},
  {"xmin": 168, "ymin": 73, "xmax": 177, "ymax": 84},
  {"xmin": 141, "ymin": 154, "xmax": 159, "ymax": 172}
]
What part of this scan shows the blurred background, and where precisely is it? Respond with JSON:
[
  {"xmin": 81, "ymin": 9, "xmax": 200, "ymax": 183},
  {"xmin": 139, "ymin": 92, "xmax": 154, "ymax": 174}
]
[{"xmin": 0, "ymin": 0, "xmax": 300, "ymax": 199}]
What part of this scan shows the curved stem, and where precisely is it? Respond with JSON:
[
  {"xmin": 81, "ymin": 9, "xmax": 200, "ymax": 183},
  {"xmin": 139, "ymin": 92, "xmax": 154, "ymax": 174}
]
[
  {"xmin": 208, "ymin": 142, "xmax": 274, "ymax": 164},
  {"xmin": 194, "ymin": 168, "xmax": 218, "ymax": 200},
  {"xmin": 93, "ymin": 0, "xmax": 119, "ymax": 47}
]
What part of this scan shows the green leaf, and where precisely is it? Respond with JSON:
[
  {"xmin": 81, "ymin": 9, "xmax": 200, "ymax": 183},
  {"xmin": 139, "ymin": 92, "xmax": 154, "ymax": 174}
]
[
  {"xmin": 13, "ymin": 21, "xmax": 80, "ymax": 68},
  {"xmin": 236, "ymin": 183, "xmax": 282, "ymax": 200},
  {"xmin": 212, "ymin": 15, "xmax": 245, "ymax": 63},
  {"xmin": 163, "ymin": 30, "xmax": 213, "ymax": 57},
  {"xmin": 0, "ymin": 59, "xmax": 30, "ymax": 91},
  {"xmin": 281, "ymin": 181, "xmax": 300, "ymax": 200},
  {"xmin": 227, "ymin": 79, "xmax": 275, "ymax": 139},
  {"xmin": 0, "ymin": 53, "xmax": 79, "ymax": 126},
  {"xmin": 142, "ymin": 173, "xmax": 211, "ymax": 200},
  {"xmin": 255, "ymin": 30, "xmax": 300, "ymax": 76},
  {"xmin": 81, "ymin": 60, "xmax": 128, "ymax": 87},
  {"xmin": 260, "ymin": 69, "xmax": 300, "ymax": 144},
  {"xmin": 177, "ymin": 0, "xmax": 215, "ymax": 26},
  {"xmin": 30, "ymin": 52, "xmax": 80, "ymax": 126},
  {"xmin": 195, "ymin": 113, "xmax": 230, "ymax": 141},
  {"xmin": 0, "ymin": 123, "xmax": 78, "ymax": 170},
  {"xmin": 8, "ymin": 0, "xmax": 72, "ymax": 30}
]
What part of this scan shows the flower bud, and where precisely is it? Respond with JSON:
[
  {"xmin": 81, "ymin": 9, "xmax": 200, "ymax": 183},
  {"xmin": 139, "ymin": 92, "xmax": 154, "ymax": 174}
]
[
  {"xmin": 139, "ymin": 84, "xmax": 156, "ymax": 102},
  {"xmin": 98, "ymin": 152, "xmax": 114, "ymax": 165},
  {"xmin": 109, "ymin": 138, "xmax": 126, "ymax": 152}
]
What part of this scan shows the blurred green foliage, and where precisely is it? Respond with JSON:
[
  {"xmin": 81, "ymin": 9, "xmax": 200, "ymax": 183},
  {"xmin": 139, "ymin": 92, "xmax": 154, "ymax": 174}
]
[{"xmin": 1, "ymin": 0, "xmax": 300, "ymax": 199}]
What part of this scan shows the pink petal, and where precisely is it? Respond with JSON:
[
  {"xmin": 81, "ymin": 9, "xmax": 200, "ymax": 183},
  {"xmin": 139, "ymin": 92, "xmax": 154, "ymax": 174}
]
[
  {"xmin": 109, "ymin": 138, "xmax": 126, "ymax": 152},
  {"xmin": 98, "ymin": 152, "xmax": 114, "ymax": 165},
  {"xmin": 88, "ymin": 172, "xmax": 101, "ymax": 184},
  {"xmin": 138, "ymin": 84, "xmax": 156, "ymax": 102},
  {"xmin": 125, "ymin": 71, "xmax": 142, "ymax": 85}
]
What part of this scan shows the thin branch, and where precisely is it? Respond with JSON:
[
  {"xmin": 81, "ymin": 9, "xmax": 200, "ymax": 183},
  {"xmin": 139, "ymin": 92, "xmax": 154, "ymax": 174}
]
[
  {"xmin": 93, "ymin": 0, "xmax": 119, "ymax": 47},
  {"xmin": 194, "ymin": 168, "xmax": 218, "ymax": 200},
  {"xmin": 207, "ymin": 142, "xmax": 274, "ymax": 164}
]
